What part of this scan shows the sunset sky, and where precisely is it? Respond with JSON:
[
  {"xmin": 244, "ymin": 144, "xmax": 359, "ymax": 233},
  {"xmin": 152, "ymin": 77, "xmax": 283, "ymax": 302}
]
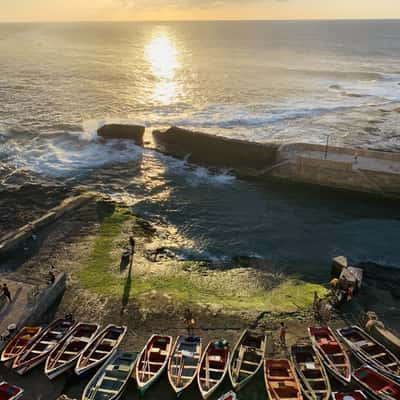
[{"xmin": 1, "ymin": 0, "xmax": 400, "ymax": 22}]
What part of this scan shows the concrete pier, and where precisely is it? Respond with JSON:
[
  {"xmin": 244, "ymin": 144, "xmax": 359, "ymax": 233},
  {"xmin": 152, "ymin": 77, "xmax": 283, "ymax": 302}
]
[
  {"xmin": 152, "ymin": 127, "xmax": 400, "ymax": 198},
  {"xmin": 0, "ymin": 273, "xmax": 66, "ymax": 351}
]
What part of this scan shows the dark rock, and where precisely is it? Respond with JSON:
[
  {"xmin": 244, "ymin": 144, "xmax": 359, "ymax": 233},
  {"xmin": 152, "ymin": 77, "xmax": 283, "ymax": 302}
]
[
  {"xmin": 152, "ymin": 126, "xmax": 278, "ymax": 171},
  {"xmin": 97, "ymin": 124, "xmax": 145, "ymax": 144}
]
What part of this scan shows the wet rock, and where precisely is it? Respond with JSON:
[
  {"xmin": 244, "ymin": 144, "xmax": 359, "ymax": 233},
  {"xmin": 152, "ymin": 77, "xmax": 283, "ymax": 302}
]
[
  {"xmin": 133, "ymin": 217, "xmax": 156, "ymax": 237},
  {"xmin": 97, "ymin": 124, "xmax": 145, "ymax": 144},
  {"xmin": 144, "ymin": 245, "xmax": 176, "ymax": 262}
]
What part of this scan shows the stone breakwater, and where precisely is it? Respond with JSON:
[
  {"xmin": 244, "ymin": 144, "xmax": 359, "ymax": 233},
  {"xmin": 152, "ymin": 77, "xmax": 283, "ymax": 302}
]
[
  {"xmin": 95, "ymin": 123, "xmax": 400, "ymax": 198},
  {"xmin": 151, "ymin": 126, "xmax": 400, "ymax": 199}
]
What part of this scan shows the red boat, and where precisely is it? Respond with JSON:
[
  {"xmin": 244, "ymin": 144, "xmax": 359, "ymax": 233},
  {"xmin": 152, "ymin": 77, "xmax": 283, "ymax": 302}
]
[
  {"xmin": 309, "ymin": 326, "xmax": 351, "ymax": 384},
  {"xmin": 0, "ymin": 382, "xmax": 23, "ymax": 400},
  {"xmin": 353, "ymin": 365, "xmax": 400, "ymax": 400},
  {"xmin": 332, "ymin": 390, "xmax": 367, "ymax": 400},
  {"xmin": 264, "ymin": 359, "xmax": 303, "ymax": 400}
]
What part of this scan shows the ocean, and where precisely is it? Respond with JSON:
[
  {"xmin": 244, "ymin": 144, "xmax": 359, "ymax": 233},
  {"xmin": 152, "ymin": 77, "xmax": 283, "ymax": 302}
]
[{"xmin": 1, "ymin": 20, "xmax": 400, "ymax": 268}]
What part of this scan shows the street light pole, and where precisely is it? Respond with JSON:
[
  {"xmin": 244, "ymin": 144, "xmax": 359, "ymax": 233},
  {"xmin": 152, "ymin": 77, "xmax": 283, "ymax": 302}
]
[{"xmin": 324, "ymin": 135, "xmax": 330, "ymax": 160}]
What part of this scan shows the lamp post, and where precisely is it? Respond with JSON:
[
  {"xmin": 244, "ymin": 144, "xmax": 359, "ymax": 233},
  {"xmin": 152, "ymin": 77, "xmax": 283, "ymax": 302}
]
[{"xmin": 324, "ymin": 135, "xmax": 330, "ymax": 160}]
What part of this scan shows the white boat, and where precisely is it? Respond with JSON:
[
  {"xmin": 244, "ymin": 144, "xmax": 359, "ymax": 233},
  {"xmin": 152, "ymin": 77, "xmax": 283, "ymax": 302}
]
[
  {"xmin": 12, "ymin": 318, "xmax": 76, "ymax": 375},
  {"xmin": 229, "ymin": 329, "xmax": 266, "ymax": 391},
  {"xmin": 197, "ymin": 340, "xmax": 230, "ymax": 399},
  {"xmin": 81, "ymin": 351, "xmax": 137, "ymax": 400},
  {"xmin": 75, "ymin": 324, "xmax": 127, "ymax": 376},
  {"xmin": 167, "ymin": 336, "xmax": 202, "ymax": 396},
  {"xmin": 45, "ymin": 322, "xmax": 100, "ymax": 379},
  {"xmin": 135, "ymin": 334, "xmax": 173, "ymax": 395},
  {"xmin": 337, "ymin": 325, "xmax": 400, "ymax": 382}
]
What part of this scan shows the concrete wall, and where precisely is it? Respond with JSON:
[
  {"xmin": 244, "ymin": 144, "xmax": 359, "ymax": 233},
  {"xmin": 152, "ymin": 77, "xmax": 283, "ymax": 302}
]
[
  {"xmin": 151, "ymin": 126, "xmax": 400, "ymax": 198},
  {"xmin": 0, "ymin": 193, "xmax": 95, "ymax": 258},
  {"xmin": 279, "ymin": 142, "xmax": 400, "ymax": 162},
  {"xmin": 271, "ymin": 157, "xmax": 400, "ymax": 197},
  {"xmin": 21, "ymin": 273, "xmax": 67, "ymax": 327}
]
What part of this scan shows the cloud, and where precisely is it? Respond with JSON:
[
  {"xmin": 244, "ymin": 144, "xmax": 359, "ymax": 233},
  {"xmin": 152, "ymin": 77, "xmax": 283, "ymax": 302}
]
[{"xmin": 115, "ymin": 0, "xmax": 288, "ymax": 10}]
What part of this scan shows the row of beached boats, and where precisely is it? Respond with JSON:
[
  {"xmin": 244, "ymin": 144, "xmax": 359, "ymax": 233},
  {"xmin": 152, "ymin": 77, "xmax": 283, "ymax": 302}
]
[{"xmin": 1, "ymin": 319, "xmax": 400, "ymax": 400}]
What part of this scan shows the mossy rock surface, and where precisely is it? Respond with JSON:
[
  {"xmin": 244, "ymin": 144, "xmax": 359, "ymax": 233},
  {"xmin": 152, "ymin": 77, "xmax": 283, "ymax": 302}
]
[{"xmin": 77, "ymin": 207, "xmax": 328, "ymax": 312}]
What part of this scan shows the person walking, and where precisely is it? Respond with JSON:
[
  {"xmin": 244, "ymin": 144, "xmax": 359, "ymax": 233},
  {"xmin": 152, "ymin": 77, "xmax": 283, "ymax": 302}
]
[{"xmin": 2, "ymin": 284, "xmax": 11, "ymax": 302}]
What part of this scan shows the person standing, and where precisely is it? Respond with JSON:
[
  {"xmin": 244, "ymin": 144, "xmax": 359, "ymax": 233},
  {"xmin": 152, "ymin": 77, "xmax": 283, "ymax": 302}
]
[
  {"xmin": 2, "ymin": 284, "xmax": 11, "ymax": 302},
  {"xmin": 278, "ymin": 322, "xmax": 286, "ymax": 347},
  {"xmin": 129, "ymin": 236, "xmax": 135, "ymax": 255},
  {"xmin": 183, "ymin": 308, "xmax": 196, "ymax": 337}
]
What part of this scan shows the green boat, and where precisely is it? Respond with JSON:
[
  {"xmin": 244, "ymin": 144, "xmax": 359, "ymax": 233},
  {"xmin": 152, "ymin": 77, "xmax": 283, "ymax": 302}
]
[{"xmin": 82, "ymin": 351, "xmax": 137, "ymax": 400}]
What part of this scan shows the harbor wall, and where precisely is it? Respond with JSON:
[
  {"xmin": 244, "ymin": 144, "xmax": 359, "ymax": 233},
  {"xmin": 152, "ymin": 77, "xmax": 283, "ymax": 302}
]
[
  {"xmin": 0, "ymin": 193, "xmax": 95, "ymax": 258},
  {"xmin": 270, "ymin": 157, "xmax": 400, "ymax": 197},
  {"xmin": 22, "ymin": 273, "xmax": 67, "ymax": 326},
  {"xmin": 152, "ymin": 127, "xmax": 400, "ymax": 198},
  {"xmin": 152, "ymin": 127, "xmax": 279, "ymax": 169}
]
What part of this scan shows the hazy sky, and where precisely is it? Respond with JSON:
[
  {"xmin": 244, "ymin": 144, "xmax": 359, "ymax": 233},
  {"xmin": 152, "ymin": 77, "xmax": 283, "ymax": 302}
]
[{"xmin": 1, "ymin": 0, "xmax": 400, "ymax": 22}]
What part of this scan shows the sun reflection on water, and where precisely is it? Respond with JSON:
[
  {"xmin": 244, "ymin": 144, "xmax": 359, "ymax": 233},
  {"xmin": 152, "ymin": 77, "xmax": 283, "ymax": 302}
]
[{"xmin": 145, "ymin": 33, "xmax": 181, "ymax": 104}]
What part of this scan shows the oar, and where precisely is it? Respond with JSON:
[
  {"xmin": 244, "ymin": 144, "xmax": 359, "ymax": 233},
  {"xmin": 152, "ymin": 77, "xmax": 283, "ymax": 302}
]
[{"xmin": 205, "ymin": 353, "xmax": 210, "ymax": 390}]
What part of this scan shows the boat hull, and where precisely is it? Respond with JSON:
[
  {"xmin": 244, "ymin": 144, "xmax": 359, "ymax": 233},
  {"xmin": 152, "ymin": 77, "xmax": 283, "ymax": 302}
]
[
  {"xmin": 309, "ymin": 326, "xmax": 351, "ymax": 385},
  {"xmin": 136, "ymin": 334, "xmax": 173, "ymax": 395},
  {"xmin": 229, "ymin": 329, "xmax": 266, "ymax": 392},
  {"xmin": 353, "ymin": 365, "xmax": 400, "ymax": 400},
  {"xmin": 338, "ymin": 326, "xmax": 400, "ymax": 382}
]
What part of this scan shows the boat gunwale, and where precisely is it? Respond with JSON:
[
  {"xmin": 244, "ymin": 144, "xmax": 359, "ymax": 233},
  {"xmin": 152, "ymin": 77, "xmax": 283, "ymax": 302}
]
[
  {"xmin": 352, "ymin": 364, "xmax": 400, "ymax": 400},
  {"xmin": 197, "ymin": 340, "xmax": 230, "ymax": 400},
  {"xmin": 308, "ymin": 326, "xmax": 352, "ymax": 384},
  {"xmin": 228, "ymin": 328, "xmax": 266, "ymax": 391},
  {"xmin": 135, "ymin": 334, "xmax": 173, "ymax": 392},
  {"xmin": 81, "ymin": 351, "xmax": 138, "ymax": 400},
  {"xmin": 337, "ymin": 325, "xmax": 400, "ymax": 381},
  {"xmin": 167, "ymin": 335, "xmax": 203, "ymax": 395},
  {"xmin": 264, "ymin": 358, "xmax": 303, "ymax": 400},
  {"xmin": 45, "ymin": 322, "xmax": 101, "ymax": 379},
  {"xmin": 12, "ymin": 319, "xmax": 77, "ymax": 373},
  {"xmin": 1, "ymin": 326, "xmax": 43, "ymax": 363},
  {"xmin": 75, "ymin": 324, "xmax": 127, "ymax": 376},
  {"xmin": 290, "ymin": 341, "xmax": 331, "ymax": 400}
]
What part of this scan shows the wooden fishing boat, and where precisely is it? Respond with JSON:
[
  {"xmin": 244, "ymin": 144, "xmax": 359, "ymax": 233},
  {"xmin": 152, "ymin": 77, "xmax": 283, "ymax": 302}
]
[
  {"xmin": 264, "ymin": 358, "xmax": 303, "ymax": 400},
  {"xmin": 197, "ymin": 340, "xmax": 230, "ymax": 399},
  {"xmin": 1, "ymin": 326, "xmax": 42, "ymax": 363},
  {"xmin": 45, "ymin": 322, "xmax": 100, "ymax": 379},
  {"xmin": 370, "ymin": 324, "xmax": 400, "ymax": 357},
  {"xmin": 12, "ymin": 318, "xmax": 76, "ymax": 375},
  {"xmin": 218, "ymin": 391, "xmax": 237, "ymax": 400},
  {"xmin": 82, "ymin": 351, "xmax": 137, "ymax": 400},
  {"xmin": 337, "ymin": 326, "xmax": 400, "ymax": 381},
  {"xmin": 291, "ymin": 341, "xmax": 331, "ymax": 400},
  {"xmin": 0, "ymin": 382, "xmax": 23, "ymax": 400},
  {"xmin": 229, "ymin": 329, "xmax": 267, "ymax": 391},
  {"xmin": 135, "ymin": 334, "xmax": 173, "ymax": 395},
  {"xmin": 353, "ymin": 365, "xmax": 400, "ymax": 400},
  {"xmin": 332, "ymin": 390, "xmax": 367, "ymax": 400},
  {"xmin": 167, "ymin": 335, "xmax": 202, "ymax": 396},
  {"xmin": 309, "ymin": 326, "xmax": 351, "ymax": 384},
  {"xmin": 75, "ymin": 324, "xmax": 127, "ymax": 376}
]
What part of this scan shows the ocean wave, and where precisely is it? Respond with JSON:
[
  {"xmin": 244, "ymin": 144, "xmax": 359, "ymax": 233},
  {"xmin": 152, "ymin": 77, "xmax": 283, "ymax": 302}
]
[{"xmin": 166, "ymin": 104, "xmax": 364, "ymax": 129}]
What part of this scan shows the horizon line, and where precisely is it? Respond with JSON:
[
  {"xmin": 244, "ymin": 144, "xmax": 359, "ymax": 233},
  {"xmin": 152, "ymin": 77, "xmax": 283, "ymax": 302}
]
[{"xmin": 1, "ymin": 17, "xmax": 400, "ymax": 24}]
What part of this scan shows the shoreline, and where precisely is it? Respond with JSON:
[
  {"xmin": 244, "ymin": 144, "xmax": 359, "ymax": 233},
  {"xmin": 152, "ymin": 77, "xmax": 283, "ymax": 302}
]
[{"xmin": 0, "ymin": 191, "xmax": 399, "ymax": 398}]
